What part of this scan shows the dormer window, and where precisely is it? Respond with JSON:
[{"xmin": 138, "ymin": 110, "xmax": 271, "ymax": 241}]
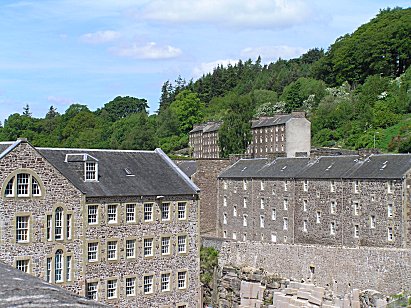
[
  {"xmin": 85, "ymin": 162, "xmax": 98, "ymax": 181},
  {"xmin": 4, "ymin": 172, "xmax": 43, "ymax": 198}
]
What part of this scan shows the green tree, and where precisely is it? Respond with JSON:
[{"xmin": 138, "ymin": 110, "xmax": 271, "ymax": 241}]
[{"xmin": 97, "ymin": 96, "xmax": 148, "ymax": 122}]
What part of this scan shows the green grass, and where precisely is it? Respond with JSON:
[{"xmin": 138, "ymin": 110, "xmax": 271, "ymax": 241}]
[{"xmin": 376, "ymin": 114, "xmax": 411, "ymax": 152}]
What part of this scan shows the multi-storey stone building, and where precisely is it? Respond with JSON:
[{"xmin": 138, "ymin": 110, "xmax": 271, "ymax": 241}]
[
  {"xmin": 247, "ymin": 112, "xmax": 311, "ymax": 158},
  {"xmin": 217, "ymin": 154, "xmax": 411, "ymax": 248},
  {"xmin": 0, "ymin": 139, "xmax": 200, "ymax": 308},
  {"xmin": 189, "ymin": 122, "xmax": 221, "ymax": 159}
]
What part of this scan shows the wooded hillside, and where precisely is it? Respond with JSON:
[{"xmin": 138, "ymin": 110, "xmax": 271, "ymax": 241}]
[{"xmin": 1, "ymin": 7, "xmax": 410, "ymax": 155}]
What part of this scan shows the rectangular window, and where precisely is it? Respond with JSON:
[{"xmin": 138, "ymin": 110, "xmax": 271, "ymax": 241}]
[
  {"xmin": 284, "ymin": 180, "xmax": 288, "ymax": 192},
  {"xmin": 283, "ymin": 218, "xmax": 288, "ymax": 231},
  {"xmin": 271, "ymin": 209, "xmax": 276, "ymax": 220},
  {"xmin": 55, "ymin": 252, "xmax": 63, "ymax": 282},
  {"xmin": 17, "ymin": 173, "xmax": 29, "ymax": 196},
  {"xmin": 330, "ymin": 180, "xmax": 336, "ymax": 192},
  {"xmin": 161, "ymin": 203, "xmax": 170, "ymax": 221},
  {"xmin": 177, "ymin": 271, "xmax": 187, "ymax": 289},
  {"xmin": 66, "ymin": 214, "xmax": 72, "ymax": 240},
  {"xmin": 88, "ymin": 205, "xmax": 98, "ymax": 225},
  {"xmin": 316, "ymin": 211, "xmax": 321, "ymax": 223},
  {"xmin": 223, "ymin": 181, "xmax": 228, "ymax": 190},
  {"xmin": 16, "ymin": 216, "xmax": 29, "ymax": 243},
  {"xmin": 161, "ymin": 273, "xmax": 170, "ymax": 292},
  {"xmin": 107, "ymin": 279, "xmax": 117, "ymax": 299},
  {"xmin": 87, "ymin": 282, "xmax": 98, "ymax": 300},
  {"xmin": 243, "ymin": 179, "xmax": 247, "ymax": 190},
  {"xmin": 353, "ymin": 202, "xmax": 359, "ymax": 216},
  {"xmin": 144, "ymin": 203, "xmax": 153, "ymax": 222},
  {"xmin": 243, "ymin": 233, "xmax": 247, "ymax": 241},
  {"xmin": 370, "ymin": 215, "xmax": 376, "ymax": 228},
  {"xmin": 330, "ymin": 222, "xmax": 336, "ymax": 235},
  {"xmin": 143, "ymin": 275, "xmax": 153, "ymax": 294},
  {"xmin": 223, "ymin": 196, "xmax": 227, "ymax": 207},
  {"xmin": 16, "ymin": 259, "xmax": 30, "ymax": 273},
  {"xmin": 126, "ymin": 204, "xmax": 136, "ymax": 223},
  {"xmin": 178, "ymin": 202, "xmax": 187, "ymax": 220},
  {"xmin": 387, "ymin": 227, "xmax": 393, "ymax": 241},
  {"xmin": 330, "ymin": 201, "xmax": 336, "ymax": 214},
  {"xmin": 223, "ymin": 213, "xmax": 227, "ymax": 225},
  {"xmin": 178, "ymin": 235, "xmax": 187, "ymax": 254},
  {"xmin": 46, "ymin": 215, "xmax": 52, "ymax": 241},
  {"xmin": 388, "ymin": 204, "xmax": 393, "ymax": 217},
  {"xmin": 243, "ymin": 197, "xmax": 247, "ymax": 208},
  {"xmin": 5, "ymin": 177, "xmax": 13, "ymax": 196},
  {"xmin": 387, "ymin": 181, "xmax": 393, "ymax": 194},
  {"xmin": 260, "ymin": 215, "xmax": 264, "ymax": 228},
  {"xmin": 107, "ymin": 241, "xmax": 117, "ymax": 260},
  {"xmin": 243, "ymin": 215, "xmax": 248, "ymax": 227},
  {"xmin": 161, "ymin": 237, "xmax": 170, "ymax": 255},
  {"xmin": 126, "ymin": 239, "xmax": 136, "ymax": 258},
  {"xmin": 354, "ymin": 180, "xmax": 359, "ymax": 193},
  {"xmin": 144, "ymin": 238, "xmax": 153, "ymax": 257},
  {"xmin": 46, "ymin": 257, "xmax": 52, "ymax": 282},
  {"xmin": 126, "ymin": 277, "xmax": 136, "ymax": 296},
  {"xmin": 233, "ymin": 206, "xmax": 237, "ymax": 217},
  {"xmin": 303, "ymin": 180, "xmax": 308, "ymax": 192},
  {"xmin": 85, "ymin": 162, "xmax": 97, "ymax": 181},
  {"xmin": 232, "ymin": 232, "xmax": 237, "ymax": 240},
  {"xmin": 303, "ymin": 200, "xmax": 308, "ymax": 212},
  {"xmin": 88, "ymin": 242, "xmax": 98, "ymax": 262},
  {"xmin": 354, "ymin": 225, "xmax": 359, "ymax": 238},
  {"xmin": 66, "ymin": 256, "xmax": 72, "ymax": 281},
  {"xmin": 303, "ymin": 220, "xmax": 308, "ymax": 232},
  {"xmin": 260, "ymin": 181, "xmax": 265, "ymax": 191},
  {"xmin": 55, "ymin": 209, "xmax": 63, "ymax": 240},
  {"xmin": 223, "ymin": 230, "xmax": 227, "ymax": 238},
  {"xmin": 271, "ymin": 233, "xmax": 277, "ymax": 243},
  {"xmin": 107, "ymin": 204, "xmax": 117, "ymax": 223},
  {"xmin": 283, "ymin": 199, "xmax": 288, "ymax": 210}
]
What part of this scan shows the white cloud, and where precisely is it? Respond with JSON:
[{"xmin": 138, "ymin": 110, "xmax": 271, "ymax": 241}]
[
  {"xmin": 111, "ymin": 42, "xmax": 182, "ymax": 60},
  {"xmin": 47, "ymin": 96, "xmax": 74, "ymax": 105},
  {"xmin": 192, "ymin": 59, "xmax": 237, "ymax": 78},
  {"xmin": 141, "ymin": 0, "xmax": 314, "ymax": 29},
  {"xmin": 241, "ymin": 46, "xmax": 307, "ymax": 61},
  {"xmin": 80, "ymin": 30, "xmax": 120, "ymax": 44}
]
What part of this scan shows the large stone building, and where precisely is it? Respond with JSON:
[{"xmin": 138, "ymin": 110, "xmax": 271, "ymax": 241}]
[
  {"xmin": 189, "ymin": 121, "xmax": 221, "ymax": 159},
  {"xmin": 247, "ymin": 112, "xmax": 311, "ymax": 158},
  {"xmin": 189, "ymin": 113, "xmax": 311, "ymax": 159},
  {"xmin": 217, "ymin": 154, "xmax": 411, "ymax": 248},
  {"xmin": 0, "ymin": 139, "xmax": 201, "ymax": 308}
]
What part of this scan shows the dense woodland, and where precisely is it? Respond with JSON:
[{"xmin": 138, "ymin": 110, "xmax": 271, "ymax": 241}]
[{"xmin": 0, "ymin": 7, "xmax": 410, "ymax": 156}]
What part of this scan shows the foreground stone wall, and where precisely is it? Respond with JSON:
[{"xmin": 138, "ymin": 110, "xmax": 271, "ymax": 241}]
[{"xmin": 203, "ymin": 238, "xmax": 411, "ymax": 297}]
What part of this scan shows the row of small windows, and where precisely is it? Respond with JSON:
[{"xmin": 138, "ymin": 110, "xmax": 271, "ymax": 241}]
[
  {"xmin": 86, "ymin": 272, "xmax": 188, "ymax": 301},
  {"xmin": 222, "ymin": 180, "xmax": 396, "ymax": 194},
  {"xmin": 87, "ymin": 202, "xmax": 188, "ymax": 225},
  {"xmin": 87, "ymin": 235, "xmax": 188, "ymax": 262}
]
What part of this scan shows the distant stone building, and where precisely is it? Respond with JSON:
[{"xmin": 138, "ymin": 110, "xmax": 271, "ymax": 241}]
[
  {"xmin": 217, "ymin": 154, "xmax": 411, "ymax": 248},
  {"xmin": 189, "ymin": 113, "xmax": 310, "ymax": 159},
  {"xmin": 0, "ymin": 139, "xmax": 200, "ymax": 308},
  {"xmin": 189, "ymin": 122, "xmax": 222, "ymax": 159},
  {"xmin": 247, "ymin": 112, "xmax": 311, "ymax": 158}
]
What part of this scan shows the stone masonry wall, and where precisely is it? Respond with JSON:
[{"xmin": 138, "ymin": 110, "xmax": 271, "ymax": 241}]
[
  {"xmin": 191, "ymin": 159, "xmax": 230, "ymax": 236},
  {"xmin": 0, "ymin": 142, "xmax": 85, "ymax": 296},
  {"xmin": 84, "ymin": 195, "xmax": 201, "ymax": 308},
  {"xmin": 204, "ymin": 238, "xmax": 411, "ymax": 297}
]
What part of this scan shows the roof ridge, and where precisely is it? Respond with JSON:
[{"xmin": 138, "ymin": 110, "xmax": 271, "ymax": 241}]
[{"xmin": 37, "ymin": 147, "xmax": 155, "ymax": 153}]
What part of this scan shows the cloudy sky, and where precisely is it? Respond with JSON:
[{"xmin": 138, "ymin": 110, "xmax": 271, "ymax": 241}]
[{"xmin": 0, "ymin": 0, "xmax": 408, "ymax": 122}]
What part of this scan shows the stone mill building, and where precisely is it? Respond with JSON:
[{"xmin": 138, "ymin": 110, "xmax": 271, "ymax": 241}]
[{"xmin": 0, "ymin": 139, "xmax": 201, "ymax": 308}]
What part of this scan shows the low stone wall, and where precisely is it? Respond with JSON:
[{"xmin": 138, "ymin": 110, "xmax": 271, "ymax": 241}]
[{"xmin": 203, "ymin": 239, "xmax": 411, "ymax": 297}]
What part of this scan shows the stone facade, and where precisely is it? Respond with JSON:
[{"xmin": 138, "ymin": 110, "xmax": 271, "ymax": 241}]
[
  {"xmin": 247, "ymin": 112, "xmax": 311, "ymax": 158},
  {"xmin": 217, "ymin": 155, "xmax": 411, "ymax": 249},
  {"xmin": 0, "ymin": 140, "xmax": 201, "ymax": 308},
  {"xmin": 189, "ymin": 122, "xmax": 221, "ymax": 159}
]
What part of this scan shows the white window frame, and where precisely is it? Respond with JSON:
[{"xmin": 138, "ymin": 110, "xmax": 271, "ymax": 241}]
[
  {"xmin": 161, "ymin": 202, "xmax": 170, "ymax": 221},
  {"xmin": 260, "ymin": 215, "xmax": 265, "ymax": 228},
  {"xmin": 330, "ymin": 222, "xmax": 336, "ymax": 235},
  {"xmin": 303, "ymin": 220, "xmax": 308, "ymax": 232},
  {"xmin": 177, "ymin": 271, "xmax": 187, "ymax": 289},
  {"xmin": 370, "ymin": 215, "xmax": 376, "ymax": 229},
  {"xmin": 143, "ymin": 275, "xmax": 153, "ymax": 294},
  {"xmin": 16, "ymin": 216, "xmax": 30, "ymax": 243},
  {"xmin": 85, "ymin": 162, "xmax": 98, "ymax": 181},
  {"xmin": 354, "ymin": 225, "xmax": 359, "ymax": 238},
  {"xmin": 303, "ymin": 180, "xmax": 308, "ymax": 192},
  {"xmin": 126, "ymin": 239, "xmax": 136, "ymax": 258},
  {"xmin": 177, "ymin": 235, "xmax": 187, "ymax": 254},
  {"xmin": 161, "ymin": 237, "xmax": 170, "ymax": 255},
  {"xmin": 178, "ymin": 202, "xmax": 187, "ymax": 220},
  {"xmin": 88, "ymin": 205, "xmax": 98, "ymax": 225},
  {"xmin": 126, "ymin": 204, "xmax": 136, "ymax": 223},
  {"xmin": 243, "ymin": 214, "xmax": 248, "ymax": 227},
  {"xmin": 107, "ymin": 279, "xmax": 117, "ymax": 299},
  {"xmin": 144, "ymin": 238, "xmax": 153, "ymax": 257},
  {"xmin": 144, "ymin": 203, "xmax": 153, "ymax": 222},
  {"xmin": 107, "ymin": 204, "xmax": 117, "ymax": 224},
  {"xmin": 161, "ymin": 273, "xmax": 170, "ymax": 292},
  {"xmin": 88, "ymin": 242, "xmax": 98, "ymax": 262},
  {"xmin": 87, "ymin": 282, "xmax": 98, "ymax": 300},
  {"xmin": 107, "ymin": 241, "xmax": 117, "ymax": 260},
  {"xmin": 283, "ymin": 217, "xmax": 288, "ymax": 231},
  {"xmin": 126, "ymin": 277, "xmax": 136, "ymax": 296}
]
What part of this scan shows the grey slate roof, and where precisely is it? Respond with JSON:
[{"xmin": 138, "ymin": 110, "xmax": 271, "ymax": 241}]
[
  {"xmin": 175, "ymin": 160, "xmax": 197, "ymax": 178},
  {"xmin": 0, "ymin": 261, "xmax": 107, "ymax": 307},
  {"xmin": 219, "ymin": 154, "xmax": 411, "ymax": 180},
  {"xmin": 203, "ymin": 122, "xmax": 221, "ymax": 133},
  {"xmin": 36, "ymin": 147, "xmax": 199, "ymax": 197},
  {"xmin": 189, "ymin": 124, "xmax": 205, "ymax": 133},
  {"xmin": 251, "ymin": 115, "xmax": 292, "ymax": 129},
  {"xmin": 0, "ymin": 141, "xmax": 18, "ymax": 160}
]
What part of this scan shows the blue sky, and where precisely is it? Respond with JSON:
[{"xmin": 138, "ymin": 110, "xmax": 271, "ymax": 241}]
[{"xmin": 0, "ymin": 0, "xmax": 409, "ymax": 122}]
